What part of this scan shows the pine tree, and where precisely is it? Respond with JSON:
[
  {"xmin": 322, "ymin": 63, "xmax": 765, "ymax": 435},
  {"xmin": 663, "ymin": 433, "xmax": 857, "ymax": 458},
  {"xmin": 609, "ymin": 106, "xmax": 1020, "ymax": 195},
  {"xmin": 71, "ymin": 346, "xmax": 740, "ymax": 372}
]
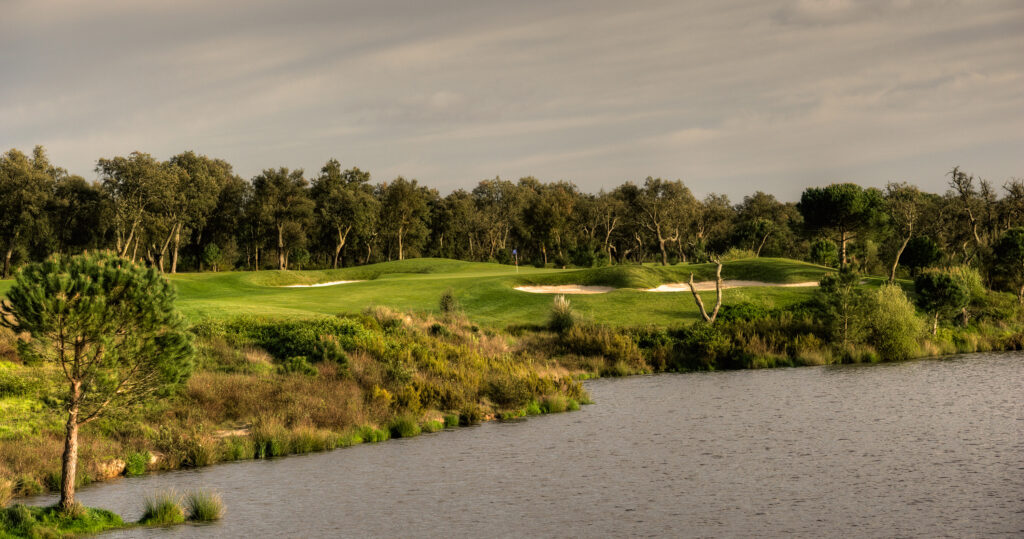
[{"xmin": 0, "ymin": 252, "xmax": 193, "ymax": 512}]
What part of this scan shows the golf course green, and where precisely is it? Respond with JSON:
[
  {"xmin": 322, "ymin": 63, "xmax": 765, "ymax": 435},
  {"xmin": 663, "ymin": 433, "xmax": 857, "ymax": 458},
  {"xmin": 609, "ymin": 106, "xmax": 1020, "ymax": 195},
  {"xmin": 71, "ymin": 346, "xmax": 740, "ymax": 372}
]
[{"xmin": 81, "ymin": 257, "xmax": 834, "ymax": 327}]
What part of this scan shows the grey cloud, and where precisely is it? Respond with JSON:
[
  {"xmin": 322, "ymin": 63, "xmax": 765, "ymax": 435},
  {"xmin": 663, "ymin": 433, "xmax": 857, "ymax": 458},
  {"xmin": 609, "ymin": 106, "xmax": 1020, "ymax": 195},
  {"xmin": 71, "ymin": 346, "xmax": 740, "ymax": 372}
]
[{"xmin": 1, "ymin": 0, "xmax": 1022, "ymax": 201}]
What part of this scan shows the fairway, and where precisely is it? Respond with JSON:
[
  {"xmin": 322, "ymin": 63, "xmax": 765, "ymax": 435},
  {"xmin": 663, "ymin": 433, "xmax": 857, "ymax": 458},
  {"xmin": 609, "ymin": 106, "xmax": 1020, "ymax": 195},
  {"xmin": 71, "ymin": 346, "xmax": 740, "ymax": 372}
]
[{"xmin": 0, "ymin": 257, "xmax": 828, "ymax": 328}]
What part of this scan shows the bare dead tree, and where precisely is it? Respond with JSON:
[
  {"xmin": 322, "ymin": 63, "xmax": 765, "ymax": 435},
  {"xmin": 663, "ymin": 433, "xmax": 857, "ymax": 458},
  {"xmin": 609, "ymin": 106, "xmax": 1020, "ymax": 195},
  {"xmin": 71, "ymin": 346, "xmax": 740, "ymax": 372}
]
[{"xmin": 689, "ymin": 258, "xmax": 723, "ymax": 323}]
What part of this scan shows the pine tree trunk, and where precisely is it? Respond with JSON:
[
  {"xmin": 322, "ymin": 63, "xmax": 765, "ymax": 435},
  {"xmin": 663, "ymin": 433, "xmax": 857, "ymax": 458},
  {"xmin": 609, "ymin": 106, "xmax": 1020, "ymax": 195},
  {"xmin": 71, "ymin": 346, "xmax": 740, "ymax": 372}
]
[
  {"xmin": 932, "ymin": 312, "xmax": 939, "ymax": 335},
  {"xmin": 59, "ymin": 383, "xmax": 81, "ymax": 512},
  {"xmin": 840, "ymin": 230, "xmax": 848, "ymax": 269}
]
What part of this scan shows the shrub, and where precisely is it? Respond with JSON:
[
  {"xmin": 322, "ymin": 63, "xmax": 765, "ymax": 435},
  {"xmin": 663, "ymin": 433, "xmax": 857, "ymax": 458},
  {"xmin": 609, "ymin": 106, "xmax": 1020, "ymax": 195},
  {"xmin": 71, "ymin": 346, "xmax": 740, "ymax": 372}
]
[
  {"xmin": 484, "ymin": 374, "xmax": 533, "ymax": 408},
  {"xmin": 459, "ymin": 405, "xmax": 483, "ymax": 426},
  {"xmin": 139, "ymin": 491, "xmax": 185, "ymax": 526},
  {"xmin": 524, "ymin": 400, "xmax": 542, "ymax": 415},
  {"xmin": 548, "ymin": 295, "xmax": 575, "ymax": 333},
  {"xmin": 388, "ymin": 416, "xmax": 421, "ymax": 438},
  {"xmin": 861, "ymin": 285, "xmax": 924, "ymax": 361},
  {"xmin": 185, "ymin": 490, "xmax": 224, "ymax": 522},
  {"xmin": 429, "ymin": 323, "xmax": 453, "ymax": 338},
  {"xmin": 278, "ymin": 356, "xmax": 318, "ymax": 376},
  {"xmin": 124, "ymin": 451, "xmax": 150, "ymax": 477},
  {"xmin": 439, "ymin": 289, "xmax": 458, "ymax": 315},
  {"xmin": 443, "ymin": 414, "xmax": 459, "ymax": 428},
  {"xmin": 717, "ymin": 302, "xmax": 773, "ymax": 323},
  {"xmin": 562, "ymin": 324, "xmax": 645, "ymax": 372},
  {"xmin": 668, "ymin": 323, "xmax": 730, "ymax": 371}
]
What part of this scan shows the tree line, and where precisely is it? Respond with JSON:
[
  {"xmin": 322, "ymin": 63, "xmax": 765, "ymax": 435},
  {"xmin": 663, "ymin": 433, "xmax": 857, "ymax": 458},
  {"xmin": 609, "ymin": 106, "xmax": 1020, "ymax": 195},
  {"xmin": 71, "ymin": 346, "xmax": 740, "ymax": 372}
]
[{"xmin": 2, "ymin": 146, "xmax": 1023, "ymax": 292}]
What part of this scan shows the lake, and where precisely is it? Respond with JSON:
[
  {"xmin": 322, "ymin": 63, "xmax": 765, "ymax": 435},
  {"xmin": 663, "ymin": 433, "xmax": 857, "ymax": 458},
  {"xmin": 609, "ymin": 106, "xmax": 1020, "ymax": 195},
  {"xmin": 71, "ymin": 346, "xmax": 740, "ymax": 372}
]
[{"xmin": 25, "ymin": 352, "xmax": 1024, "ymax": 537}]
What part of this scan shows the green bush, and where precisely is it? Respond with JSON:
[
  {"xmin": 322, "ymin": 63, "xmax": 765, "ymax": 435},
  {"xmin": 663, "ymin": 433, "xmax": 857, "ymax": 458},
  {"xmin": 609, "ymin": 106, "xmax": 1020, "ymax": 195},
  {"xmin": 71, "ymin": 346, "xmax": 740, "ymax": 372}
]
[
  {"xmin": 185, "ymin": 490, "xmax": 224, "ymax": 522},
  {"xmin": 388, "ymin": 416, "xmax": 421, "ymax": 438},
  {"xmin": 669, "ymin": 323, "xmax": 730, "ymax": 371},
  {"xmin": 860, "ymin": 285, "xmax": 924, "ymax": 361},
  {"xmin": 443, "ymin": 414, "xmax": 460, "ymax": 428},
  {"xmin": 124, "ymin": 451, "xmax": 150, "ymax": 477},
  {"xmin": 439, "ymin": 289, "xmax": 458, "ymax": 315},
  {"xmin": 139, "ymin": 491, "xmax": 185, "ymax": 526},
  {"xmin": 562, "ymin": 324, "xmax": 645, "ymax": 372},
  {"xmin": 484, "ymin": 373, "xmax": 534, "ymax": 408},
  {"xmin": 524, "ymin": 400, "xmax": 542, "ymax": 416},
  {"xmin": 277, "ymin": 356, "xmax": 318, "ymax": 376}
]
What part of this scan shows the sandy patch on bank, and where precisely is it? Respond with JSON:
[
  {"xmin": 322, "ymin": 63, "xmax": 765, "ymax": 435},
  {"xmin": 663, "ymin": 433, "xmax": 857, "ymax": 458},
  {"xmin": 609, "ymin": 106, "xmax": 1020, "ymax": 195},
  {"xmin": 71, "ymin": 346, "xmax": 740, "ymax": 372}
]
[
  {"xmin": 281, "ymin": 280, "xmax": 363, "ymax": 288},
  {"xmin": 514, "ymin": 284, "xmax": 614, "ymax": 294},
  {"xmin": 645, "ymin": 280, "xmax": 819, "ymax": 292}
]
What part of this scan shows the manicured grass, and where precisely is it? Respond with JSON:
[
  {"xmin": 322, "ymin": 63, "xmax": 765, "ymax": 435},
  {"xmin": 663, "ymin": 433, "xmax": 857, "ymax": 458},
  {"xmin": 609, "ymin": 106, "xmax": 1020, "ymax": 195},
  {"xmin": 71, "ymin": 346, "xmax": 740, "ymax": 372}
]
[{"xmin": 20, "ymin": 256, "xmax": 826, "ymax": 328}]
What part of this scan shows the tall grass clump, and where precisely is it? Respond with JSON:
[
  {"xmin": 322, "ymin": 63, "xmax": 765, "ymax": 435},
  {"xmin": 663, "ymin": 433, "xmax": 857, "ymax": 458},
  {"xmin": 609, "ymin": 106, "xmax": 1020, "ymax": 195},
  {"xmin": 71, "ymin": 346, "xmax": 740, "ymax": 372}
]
[
  {"xmin": 388, "ymin": 416, "xmax": 422, "ymax": 438},
  {"xmin": 548, "ymin": 295, "xmax": 575, "ymax": 333},
  {"xmin": 0, "ymin": 477, "xmax": 12, "ymax": 507},
  {"xmin": 185, "ymin": 490, "xmax": 224, "ymax": 522},
  {"xmin": 421, "ymin": 419, "xmax": 444, "ymax": 433},
  {"xmin": 139, "ymin": 490, "xmax": 185, "ymax": 526}
]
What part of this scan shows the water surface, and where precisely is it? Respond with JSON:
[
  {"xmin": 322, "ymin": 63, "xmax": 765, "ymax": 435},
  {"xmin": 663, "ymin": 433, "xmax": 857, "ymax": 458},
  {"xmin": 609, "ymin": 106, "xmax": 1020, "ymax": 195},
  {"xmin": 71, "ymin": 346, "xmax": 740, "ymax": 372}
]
[{"xmin": 26, "ymin": 353, "xmax": 1024, "ymax": 537}]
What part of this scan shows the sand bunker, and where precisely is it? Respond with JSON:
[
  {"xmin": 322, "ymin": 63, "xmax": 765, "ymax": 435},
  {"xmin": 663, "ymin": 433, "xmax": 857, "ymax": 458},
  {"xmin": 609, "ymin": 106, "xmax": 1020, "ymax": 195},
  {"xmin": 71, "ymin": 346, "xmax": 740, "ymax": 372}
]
[
  {"xmin": 644, "ymin": 280, "xmax": 819, "ymax": 292},
  {"xmin": 514, "ymin": 284, "xmax": 614, "ymax": 294},
  {"xmin": 281, "ymin": 280, "xmax": 363, "ymax": 288}
]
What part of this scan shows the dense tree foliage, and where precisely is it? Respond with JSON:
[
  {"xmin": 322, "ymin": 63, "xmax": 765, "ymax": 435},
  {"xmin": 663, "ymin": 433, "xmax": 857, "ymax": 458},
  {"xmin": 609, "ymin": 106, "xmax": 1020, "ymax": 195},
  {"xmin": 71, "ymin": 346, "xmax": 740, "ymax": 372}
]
[
  {"xmin": 914, "ymin": 271, "xmax": 970, "ymax": 334},
  {"xmin": 1, "ymin": 146, "xmax": 1022, "ymax": 288},
  {"xmin": 797, "ymin": 183, "xmax": 882, "ymax": 269}
]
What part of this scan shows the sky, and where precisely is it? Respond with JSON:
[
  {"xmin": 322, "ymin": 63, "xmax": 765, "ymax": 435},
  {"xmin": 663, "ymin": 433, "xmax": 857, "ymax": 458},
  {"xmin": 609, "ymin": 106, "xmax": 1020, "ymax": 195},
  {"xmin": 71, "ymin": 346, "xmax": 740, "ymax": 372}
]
[{"xmin": 2, "ymin": 0, "xmax": 1022, "ymax": 201}]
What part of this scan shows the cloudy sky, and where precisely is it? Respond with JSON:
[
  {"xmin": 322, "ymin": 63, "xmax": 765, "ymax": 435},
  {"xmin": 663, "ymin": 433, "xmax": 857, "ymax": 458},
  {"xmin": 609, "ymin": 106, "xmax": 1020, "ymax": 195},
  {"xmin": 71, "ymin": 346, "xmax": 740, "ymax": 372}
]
[{"xmin": 2, "ymin": 0, "xmax": 1022, "ymax": 200}]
